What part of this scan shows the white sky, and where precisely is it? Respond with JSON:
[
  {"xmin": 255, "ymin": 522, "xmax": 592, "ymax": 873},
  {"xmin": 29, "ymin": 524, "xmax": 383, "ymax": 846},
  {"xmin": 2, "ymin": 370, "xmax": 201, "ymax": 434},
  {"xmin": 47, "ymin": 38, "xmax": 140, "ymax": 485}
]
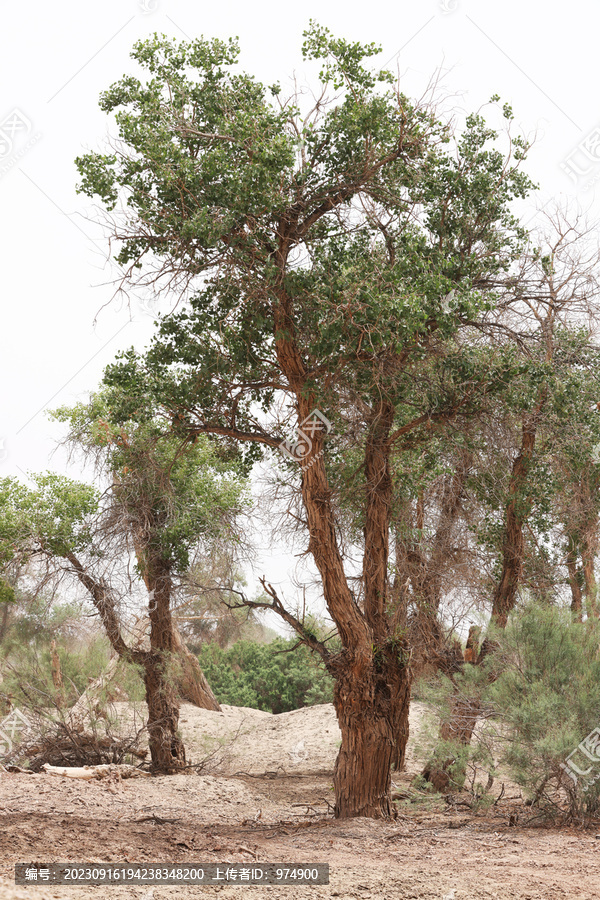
[{"xmin": 1, "ymin": 0, "xmax": 599, "ymax": 613}]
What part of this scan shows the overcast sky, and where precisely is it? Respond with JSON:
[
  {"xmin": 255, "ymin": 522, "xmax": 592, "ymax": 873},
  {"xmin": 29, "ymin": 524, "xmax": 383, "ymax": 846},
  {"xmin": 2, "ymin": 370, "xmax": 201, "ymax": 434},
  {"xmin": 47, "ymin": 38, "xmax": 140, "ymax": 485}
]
[{"xmin": 2, "ymin": 0, "xmax": 600, "ymax": 609}]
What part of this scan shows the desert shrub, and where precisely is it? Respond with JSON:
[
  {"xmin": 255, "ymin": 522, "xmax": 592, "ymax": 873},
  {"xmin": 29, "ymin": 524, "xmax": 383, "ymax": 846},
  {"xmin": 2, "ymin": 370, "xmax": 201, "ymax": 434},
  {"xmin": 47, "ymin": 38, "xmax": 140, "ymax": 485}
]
[
  {"xmin": 489, "ymin": 603, "xmax": 600, "ymax": 822},
  {"xmin": 198, "ymin": 637, "xmax": 334, "ymax": 713}
]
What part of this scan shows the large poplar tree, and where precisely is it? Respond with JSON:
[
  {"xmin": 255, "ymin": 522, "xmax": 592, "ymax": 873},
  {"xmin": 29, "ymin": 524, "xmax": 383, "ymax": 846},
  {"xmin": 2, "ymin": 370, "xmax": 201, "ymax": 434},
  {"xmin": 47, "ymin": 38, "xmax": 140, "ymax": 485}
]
[{"xmin": 76, "ymin": 24, "xmax": 533, "ymax": 815}]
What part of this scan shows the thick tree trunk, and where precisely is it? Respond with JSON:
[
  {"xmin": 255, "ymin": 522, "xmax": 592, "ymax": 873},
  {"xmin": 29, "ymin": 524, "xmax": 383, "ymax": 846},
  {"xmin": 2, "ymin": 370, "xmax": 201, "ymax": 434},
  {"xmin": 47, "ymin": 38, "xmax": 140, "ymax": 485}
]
[
  {"xmin": 272, "ymin": 292, "xmax": 405, "ymax": 818},
  {"xmin": 67, "ymin": 551, "xmax": 187, "ymax": 772},
  {"xmin": 143, "ymin": 656, "xmax": 186, "ymax": 771},
  {"xmin": 143, "ymin": 566, "xmax": 186, "ymax": 772},
  {"xmin": 333, "ymin": 661, "xmax": 410, "ymax": 818}
]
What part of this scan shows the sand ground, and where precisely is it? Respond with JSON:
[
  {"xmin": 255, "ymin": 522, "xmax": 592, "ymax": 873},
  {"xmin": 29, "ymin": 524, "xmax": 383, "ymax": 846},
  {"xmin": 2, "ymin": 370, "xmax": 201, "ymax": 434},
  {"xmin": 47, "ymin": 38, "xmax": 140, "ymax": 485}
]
[{"xmin": 0, "ymin": 702, "xmax": 598, "ymax": 900}]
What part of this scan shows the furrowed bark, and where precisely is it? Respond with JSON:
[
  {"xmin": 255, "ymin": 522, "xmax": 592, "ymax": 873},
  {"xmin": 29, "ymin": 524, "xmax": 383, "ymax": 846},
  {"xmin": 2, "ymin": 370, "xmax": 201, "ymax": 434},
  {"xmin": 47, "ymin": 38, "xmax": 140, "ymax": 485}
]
[
  {"xmin": 271, "ymin": 282, "xmax": 408, "ymax": 817},
  {"xmin": 142, "ymin": 561, "xmax": 186, "ymax": 772}
]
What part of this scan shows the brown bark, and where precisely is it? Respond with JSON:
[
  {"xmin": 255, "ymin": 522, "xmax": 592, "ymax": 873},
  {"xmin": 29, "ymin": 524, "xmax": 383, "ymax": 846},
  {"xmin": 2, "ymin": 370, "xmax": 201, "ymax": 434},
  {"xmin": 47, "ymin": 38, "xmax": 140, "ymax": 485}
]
[
  {"xmin": 143, "ymin": 563, "xmax": 186, "ymax": 771},
  {"xmin": 334, "ymin": 401, "xmax": 412, "ymax": 813},
  {"xmin": 565, "ymin": 536, "xmax": 583, "ymax": 620},
  {"xmin": 332, "ymin": 658, "xmax": 411, "ymax": 818},
  {"xmin": 67, "ymin": 553, "xmax": 186, "ymax": 772},
  {"xmin": 50, "ymin": 640, "xmax": 64, "ymax": 707},
  {"xmin": 171, "ymin": 623, "xmax": 220, "ymax": 710},
  {"xmin": 266, "ymin": 228, "xmax": 418, "ymax": 815},
  {"xmin": 390, "ymin": 666, "xmax": 412, "ymax": 772},
  {"xmin": 142, "ymin": 661, "xmax": 185, "ymax": 771},
  {"xmin": 463, "ymin": 625, "xmax": 481, "ymax": 664},
  {"xmin": 295, "ymin": 388, "xmax": 409, "ymax": 815}
]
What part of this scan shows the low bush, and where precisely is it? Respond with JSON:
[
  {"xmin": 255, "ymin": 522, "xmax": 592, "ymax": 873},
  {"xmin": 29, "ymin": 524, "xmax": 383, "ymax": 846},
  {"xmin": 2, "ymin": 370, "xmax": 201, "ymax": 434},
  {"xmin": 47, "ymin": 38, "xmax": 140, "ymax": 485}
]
[
  {"xmin": 197, "ymin": 637, "xmax": 334, "ymax": 713},
  {"xmin": 489, "ymin": 603, "xmax": 600, "ymax": 823}
]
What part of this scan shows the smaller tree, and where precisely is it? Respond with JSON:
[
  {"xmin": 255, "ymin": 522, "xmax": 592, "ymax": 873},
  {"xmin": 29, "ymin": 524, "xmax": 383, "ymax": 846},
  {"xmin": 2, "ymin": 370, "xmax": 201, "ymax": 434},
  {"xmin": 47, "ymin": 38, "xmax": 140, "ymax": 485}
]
[{"xmin": 0, "ymin": 394, "xmax": 248, "ymax": 771}]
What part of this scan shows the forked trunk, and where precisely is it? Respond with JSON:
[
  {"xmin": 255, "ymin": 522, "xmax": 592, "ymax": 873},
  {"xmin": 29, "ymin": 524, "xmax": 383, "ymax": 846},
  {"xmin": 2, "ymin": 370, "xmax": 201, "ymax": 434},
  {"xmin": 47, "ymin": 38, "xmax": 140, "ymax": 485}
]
[{"xmin": 67, "ymin": 551, "xmax": 187, "ymax": 772}]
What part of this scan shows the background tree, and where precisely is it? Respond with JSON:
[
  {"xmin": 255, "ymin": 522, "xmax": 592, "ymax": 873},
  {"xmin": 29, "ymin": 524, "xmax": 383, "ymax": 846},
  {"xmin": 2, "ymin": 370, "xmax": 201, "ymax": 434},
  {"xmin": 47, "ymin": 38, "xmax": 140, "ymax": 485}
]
[
  {"xmin": 0, "ymin": 578, "xmax": 16, "ymax": 652},
  {"xmin": 421, "ymin": 212, "xmax": 600, "ymax": 788},
  {"xmin": 0, "ymin": 393, "xmax": 248, "ymax": 771},
  {"xmin": 173, "ymin": 551, "xmax": 271, "ymax": 651}
]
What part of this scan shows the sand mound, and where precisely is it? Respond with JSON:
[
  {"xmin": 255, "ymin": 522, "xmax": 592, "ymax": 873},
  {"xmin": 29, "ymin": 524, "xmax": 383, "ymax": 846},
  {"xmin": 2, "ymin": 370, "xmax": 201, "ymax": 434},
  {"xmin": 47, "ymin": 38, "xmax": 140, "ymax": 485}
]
[{"xmin": 178, "ymin": 701, "xmax": 433, "ymax": 776}]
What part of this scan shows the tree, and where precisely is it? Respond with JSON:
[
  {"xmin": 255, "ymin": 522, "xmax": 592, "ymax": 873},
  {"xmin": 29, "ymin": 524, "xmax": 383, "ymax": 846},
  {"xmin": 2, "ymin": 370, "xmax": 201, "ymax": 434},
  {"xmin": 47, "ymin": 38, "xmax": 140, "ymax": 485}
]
[
  {"xmin": 76, "ymin": 25, "xmax": 534, "ymax": 815},
  {"xmin": 197, "ymin": 635, "xmax": 334, "ymax": 712},
  {"xmin": 421, "ymin": 211, "xmax": 600, "ymax": 788},
  {"xmin": 0, "ymin": 394, "xmax": 248, "ymax": 771}
]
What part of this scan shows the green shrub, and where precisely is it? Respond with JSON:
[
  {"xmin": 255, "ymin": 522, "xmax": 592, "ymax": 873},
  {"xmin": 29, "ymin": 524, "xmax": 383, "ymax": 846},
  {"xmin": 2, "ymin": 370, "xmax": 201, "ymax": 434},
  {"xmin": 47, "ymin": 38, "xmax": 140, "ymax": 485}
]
[
  {"xmin": 198, "ymin": 637, "xmax": 334, "ymax": 713},
  {"xmin": 489, "ymin": 603, "xmax": 600, "ymax": 822}
]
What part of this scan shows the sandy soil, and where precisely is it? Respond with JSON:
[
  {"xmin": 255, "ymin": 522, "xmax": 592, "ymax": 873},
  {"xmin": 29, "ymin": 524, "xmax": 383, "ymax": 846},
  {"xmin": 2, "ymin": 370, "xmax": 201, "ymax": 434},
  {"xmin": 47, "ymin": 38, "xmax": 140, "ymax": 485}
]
[{"xmin": 1, "ymin": 702, "xmax": 599, "ymax": 900}]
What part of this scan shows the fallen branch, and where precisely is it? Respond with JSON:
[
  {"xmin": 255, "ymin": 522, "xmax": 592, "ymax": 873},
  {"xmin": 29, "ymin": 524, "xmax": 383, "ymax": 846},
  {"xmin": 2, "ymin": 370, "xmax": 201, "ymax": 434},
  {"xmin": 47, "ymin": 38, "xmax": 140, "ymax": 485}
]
[{"xmin": 42, "ymin": 763, "xmax": 150, "ymax": 780}]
